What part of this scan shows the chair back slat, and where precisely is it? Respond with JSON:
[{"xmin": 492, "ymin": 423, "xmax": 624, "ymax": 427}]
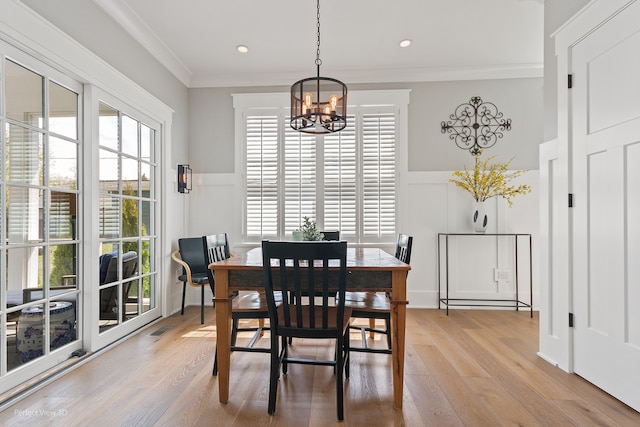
[
  {"xmin": 395, "ymin": 234, "xmax": 413, "ymax": 264},
  {"xmin": 262, "ymin": 240, "xmax": 347, "ymax": 338},
  {"xmin": 202, "ymin": 233, "xmax": 231, "ymax": 283}
]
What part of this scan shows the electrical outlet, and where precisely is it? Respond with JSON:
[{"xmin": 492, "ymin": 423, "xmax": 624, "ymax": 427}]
[{"xmin": 494, "ymin": 268, "xmax": 512, "ymax": 282}]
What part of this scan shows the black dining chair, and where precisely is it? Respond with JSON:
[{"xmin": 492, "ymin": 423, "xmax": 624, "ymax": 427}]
[
  {"xmin": 204, "ymin": 233, "xmax": 279, "ymax": 376},
  {"xmin": 262, "ymin": 240, "xmax": 351, "ymax": 421},
  {"xmin": 320, "ymin": 230, "xmax": 340, "ymax": 241},
  {"xmin": 171, "ymin": 237, "xmax": 211, "ymax": 324},
  {"xmin": 344, "ymin": 233, "xmax": 413, "ymax": 354},
  {"xmin": 285, "ymin": 230, "xmax": 341, "ymax": 346}
]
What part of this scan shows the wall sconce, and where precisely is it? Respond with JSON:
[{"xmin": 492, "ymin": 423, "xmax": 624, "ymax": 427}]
[
  {"xmin": 177, "ymin": 164, "xmax": 192, "ymax": 193},
  {"xmin": 441, "ymin": 96, "xmax": 512, "ymax": 156}
]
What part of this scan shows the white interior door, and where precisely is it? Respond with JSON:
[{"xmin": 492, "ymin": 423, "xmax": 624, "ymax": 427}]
[{"xmin": 571, "ymin": 1, "xmax": 640, "ymax": 412}]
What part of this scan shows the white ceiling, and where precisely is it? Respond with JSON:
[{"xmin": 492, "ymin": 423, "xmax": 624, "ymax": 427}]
[{"xmin": 95, "ymin": 0, "xmax": 544, "ymax": 88}]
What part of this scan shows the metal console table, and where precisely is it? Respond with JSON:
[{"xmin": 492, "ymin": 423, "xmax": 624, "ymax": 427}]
[{"xmin": 437, "ymin": 233, "xmax": 533, "ymax": 317}]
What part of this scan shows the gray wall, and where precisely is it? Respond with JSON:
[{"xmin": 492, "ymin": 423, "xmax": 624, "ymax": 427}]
[
  {"xmin": 188, "ymin": 78, "xmax": 543, "ymax": 174},
  {"xmin": 543, "ymin": 0, "xmax": 591, "ymax": 142},
  {"xmin": 22, "ymin": 0, "xmax": 189, "ymax": 167}
]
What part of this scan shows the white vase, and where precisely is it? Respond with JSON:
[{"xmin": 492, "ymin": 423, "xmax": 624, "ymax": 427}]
[{"xmin": 472, "ymin": 201, "xmax": 488, "ymax": 233}]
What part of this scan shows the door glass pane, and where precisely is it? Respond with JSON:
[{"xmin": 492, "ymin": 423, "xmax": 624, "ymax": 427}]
[
  {"xmin": 5, "ymin": 59, "xmax": 43, "ymax": 127},
  {"xmin": 99, "ymin": 196, "xmax": 120, "ymax": 239},
  {"xmin": 121, "ymin": 115, "xmax": 138, "ymax": 157},
  {"xmin": 49, "ymin": 244, "xmax": 78, "ymax": 290},
  {"xmin": 122, "ymin": 157, "xmax": 139, "ymax": 197},
  {"xmin": 6, "ymin": 124, "xmax": 43, "ymax": 185},
  {"xmin": 99, "ymin": 149, "xmax": 119, "ymax": 193},
  {"xmin": 141, "ymin": 201, "xmax": 152, "ymax": 236},
  {"xmin": 49, "ymin": 299, "xmax": 77, "ymax": 352},
  {"xmin": 16, "ymin": 307, "xmax": 45, "ymax": 364},
  {"xmin": 140, "ymin": 163, "xmax": 150, "ymax": 196},
  {"xmin": 49, "ymin": 137, "xmax": 78, "ymax": 189},
  {"xmin": 99, "ymin": 103, "xmax": 119, "ymax": 150},
  {"xmin": 121, "ymin": 198, "xmax": 139, "ymax": 238},
  {"xmin": 141, "ymin": 238, "xmax": 151, "ymax": 274},
  {"xmin": 99, "ymin": 283, "xmax": 119, "ymax": 331},
  {"xmin": 6, "ymin": 320, "xmax": 20, "ymax": 371},
  {"xmin": 141, "ymin": 124, "xmax": 152, "ymax": 162},
  {"xmin": 145, "ymin": 164, "xmax": 155, "ymax": 199},
  {"xmin": 99, "ymin": 242, "xmax": 120, "ymax": 284},
  {"xmin": 49, "ymin": 191, "xmax": 76, "ymax": 240},
  {"xmin": 49, "ymin": 81, "xmax": 78, "ymax": 139},
  {"xmin": 124, "ymin": 278, "xmax": 139, "ymax": 322},
  {"xmin": 5, "ymin": 247, "xmax": 40, "ymax": 307},
  {"xmin": 143, "ymin": 275, "xmax": 155, "ymax": 312},
  {"xmin": 6, "ymin": 187, "xmax": 44, "ymax": 244}
]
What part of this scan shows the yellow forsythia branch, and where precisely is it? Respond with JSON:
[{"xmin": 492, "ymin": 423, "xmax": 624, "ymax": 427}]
[{"xmin": 450, "ymin": 155, "xmax": 532, "ymax": 206}]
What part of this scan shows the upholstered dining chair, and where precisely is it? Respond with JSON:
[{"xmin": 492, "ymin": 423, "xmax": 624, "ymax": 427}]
[
  {"xmin": 203, "ymin": 233, "xmax": 280, "ymax": 376},
  {"xmin": 171, "ymin": 237, "xmax": 211, "ymax": 324},
  {"xmin": 344, "ymin": 233, "xmax": 413, "ymax": 354},
  {"xmin": 262, "ymin": 240, "xmax": 350, "ymax": 421}
]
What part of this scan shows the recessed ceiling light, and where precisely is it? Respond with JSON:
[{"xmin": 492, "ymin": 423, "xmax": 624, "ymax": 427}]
[
  {"xmin": 399, "ymin": 39, "xmax": 412, "ymax": 48},
  {"xmin": 236, "ymin": 45, "xmax": 249, "ymax": 54}
]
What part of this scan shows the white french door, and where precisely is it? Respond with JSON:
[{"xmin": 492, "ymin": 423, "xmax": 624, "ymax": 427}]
[
  {"xmin": 571, "ymin": 0, "xmax": 640, "ymax": 411},
  {"xmin": 91, "ymin": 89, "xmax": 161, "ymax": 350}
]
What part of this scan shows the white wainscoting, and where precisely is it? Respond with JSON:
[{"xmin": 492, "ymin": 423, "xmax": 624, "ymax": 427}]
[
  {"xmin": 183, "ymin": 170, "xmax": 539, "ymax": 311},
  {"xmin": 405, "ymin": 171, "xmax": 539, "ymax": 309}
]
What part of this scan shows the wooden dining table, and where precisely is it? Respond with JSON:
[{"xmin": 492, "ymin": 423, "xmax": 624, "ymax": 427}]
[{"xmin": 209, "ymin": 246, "xmax": 411, "ymax": 408}]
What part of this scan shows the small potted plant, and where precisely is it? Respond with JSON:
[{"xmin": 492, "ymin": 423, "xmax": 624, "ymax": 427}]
[{"xmin": 295, "ymin": 216, "xmax": 324, "ymax": 241}]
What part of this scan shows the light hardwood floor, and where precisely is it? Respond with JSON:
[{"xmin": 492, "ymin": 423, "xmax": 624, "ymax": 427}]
[{"xmin": 1, "ymin": 307, "xmax": 638, "ymax": 426}]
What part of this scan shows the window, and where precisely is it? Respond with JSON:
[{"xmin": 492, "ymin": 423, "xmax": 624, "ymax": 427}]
[{"xmin": 236, "ymin": 91, "xmax": 408, "ymax": 244}]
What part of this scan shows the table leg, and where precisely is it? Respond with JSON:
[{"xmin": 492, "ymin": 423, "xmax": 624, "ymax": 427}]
[
  {"xmin": 214, "ymin": 269, "xmax": 232, "ymax": 403},
  {"xmin": 390, "ymin": 270, "xmax": 408, "ymax": 409}
]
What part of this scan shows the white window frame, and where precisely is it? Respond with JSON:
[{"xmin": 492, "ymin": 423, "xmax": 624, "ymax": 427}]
[{"xmin": 233, "ymin": 90, "xmax": 410, "ymax": 245}]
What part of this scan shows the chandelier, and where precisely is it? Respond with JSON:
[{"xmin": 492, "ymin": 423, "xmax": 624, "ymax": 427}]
[{"xmin": 290, "ymin": 0, "xmax": 347, "ymax": 134}]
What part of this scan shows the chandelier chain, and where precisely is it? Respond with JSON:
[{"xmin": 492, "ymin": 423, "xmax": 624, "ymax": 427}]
[{"xmin": 315, "ymin": 0, "xmax": 322, "ymax": 67}]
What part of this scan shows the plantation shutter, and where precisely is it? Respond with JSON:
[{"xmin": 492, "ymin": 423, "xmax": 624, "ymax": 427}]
[
  {"xmin": 241, "ymin": 98, "xmax": 401, "ymax": 243},
  {"xmin": 284, "ymin": 123, "xmax": 317, "ymax": 234},
  {"xmin": 324, "ymin": 116, "xmax": 357, "ymax": 236},
  {"xmin": 246, "ymin": 115, "xmax": 279, "ymax": 239},
  {"xmin": 362, "ymin": 112, "xmax": 396, "ymax": 238}
]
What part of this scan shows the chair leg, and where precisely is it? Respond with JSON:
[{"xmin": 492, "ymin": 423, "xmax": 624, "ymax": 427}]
[
  {"xmin": 230, "ymin": 319, "xmax": 239, "ymax": 346},
  {"xmin": 368, "ymin": 318, "xmax": 376, "ymax": 339},
  {"xmin": 200, "ymin": 285, "xmax": 205, "ymax": 324},
  {"xmin": 282, "ymin": 335, "xmax": 288, "ymax": 375},
  {"xmin": 385, "ymin": 317, "xmax": 392, "ymax": 350},
  {"xmin": 212, "ymin": 348, "xmax": 218, "ymax": 376},
  {"xmin": 345, "ymin": 328, "xmax": 350, "ymax": 379},
  {"xmin": 336, "ymin": 335, "xmax": 345, "ymax": 421},
  {"xmin": 268, "ymin": 334, "xmax": 279, "ymax": 415},
  {"xmin": 181, "ymin": 281, "xmax": 187, "ymax": 315}
]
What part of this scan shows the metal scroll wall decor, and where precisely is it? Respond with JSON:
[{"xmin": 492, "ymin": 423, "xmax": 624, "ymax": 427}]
[{"xmin": 440, "ymin": 96, "xmax": 512, "ymax": 156}]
